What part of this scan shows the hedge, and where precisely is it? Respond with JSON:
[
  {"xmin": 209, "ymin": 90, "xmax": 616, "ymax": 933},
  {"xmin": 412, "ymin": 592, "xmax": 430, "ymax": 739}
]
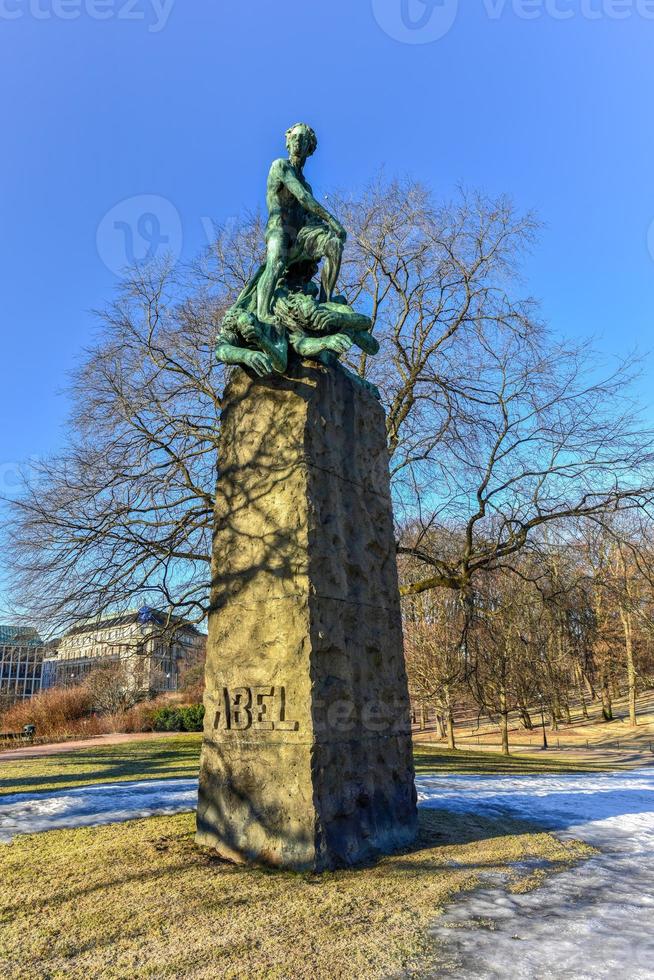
[{"xmin": 152, "ymin": 704, "xmax": 205, "ymax": 732}]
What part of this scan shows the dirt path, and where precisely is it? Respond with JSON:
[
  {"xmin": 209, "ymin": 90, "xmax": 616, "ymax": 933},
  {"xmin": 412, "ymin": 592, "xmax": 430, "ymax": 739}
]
[{"xmin": 0, "ymin": 731, "xmax": 187, "ymax": 762}]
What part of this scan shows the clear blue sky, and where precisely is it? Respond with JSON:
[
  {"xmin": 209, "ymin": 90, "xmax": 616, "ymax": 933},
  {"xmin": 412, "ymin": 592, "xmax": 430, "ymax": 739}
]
[{"xmin": 1, "ymin": 0, "xmax": 653, "ymax": 487}]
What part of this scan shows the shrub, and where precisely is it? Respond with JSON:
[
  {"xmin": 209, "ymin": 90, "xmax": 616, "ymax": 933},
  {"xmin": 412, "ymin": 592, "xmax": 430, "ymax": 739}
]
[
  {"xmin": 178, "ymin": 661, "xmax": 206, "ymax": 703},
  {"xmin": 181, "ymin": 703, "xmax": 205, "ymax": 731},
  {"xmin": 120, "ymin": 699, "xmax": 163, "ymax": 733},
  {"xmin": 0, "ymin": 686, "xmax": 97, "ymax": 741},
  {"xmin": 152, "ymin": 704, "xmax": 205, "ymax": 732},
  {"xmin": 0, "ymin": 688, "xmax": 205, "ymax": 745}
]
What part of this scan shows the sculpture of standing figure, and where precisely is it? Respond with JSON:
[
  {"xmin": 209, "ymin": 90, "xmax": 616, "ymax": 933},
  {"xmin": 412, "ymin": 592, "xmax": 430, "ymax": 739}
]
[{"xmin": 257, "ymin": 123, "xmax": 346, "ymax": 324}]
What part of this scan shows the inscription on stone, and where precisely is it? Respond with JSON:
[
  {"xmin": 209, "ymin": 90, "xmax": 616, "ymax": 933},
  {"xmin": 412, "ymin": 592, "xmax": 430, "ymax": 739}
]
[{"xmin": 214, "ymin": 685, "xmax": 300, "ymax": 732}]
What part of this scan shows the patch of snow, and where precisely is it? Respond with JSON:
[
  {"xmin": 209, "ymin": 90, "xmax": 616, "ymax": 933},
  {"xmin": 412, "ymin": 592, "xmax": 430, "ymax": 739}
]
[
  {"xmin": 0, "ymin": 778, "xmax": 198, "ymax": 843},
  {"xmin": 417, "ymin": 769, "xmax": 654, "ymax": 979}
]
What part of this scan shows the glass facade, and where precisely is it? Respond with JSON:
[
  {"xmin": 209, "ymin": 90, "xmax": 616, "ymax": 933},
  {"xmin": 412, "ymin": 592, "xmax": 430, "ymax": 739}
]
[
  {"xmin": 0, "ymin": 626, "xmax": 46, "ymax": 702},
  {"xmin": 0, "ymin": 615, "xmax": 206, "ymax": 701}
]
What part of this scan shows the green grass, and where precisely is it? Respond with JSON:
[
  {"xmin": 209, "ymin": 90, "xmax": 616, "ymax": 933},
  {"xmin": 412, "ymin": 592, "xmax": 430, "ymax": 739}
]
[
  {"xmin": 0, "ymin": 735, "xmax": 623, "ymax": 799},
  {"xmin": 0, "ymin": 735, "xmax": 202, "ymax": 797},
  {"xmin": 0, "ymin": 735, "xmax": 603, "ymax": 976},
  {"xmin": 0, "ymin": 808, "xmax": 593, "ymax": 979},
  {"xmin": 413, "ymin": 744, "xmax": 616, "ymax": 775}
]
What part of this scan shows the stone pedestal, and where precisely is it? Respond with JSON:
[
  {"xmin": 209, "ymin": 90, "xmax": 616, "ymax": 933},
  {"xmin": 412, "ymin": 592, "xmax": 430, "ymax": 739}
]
[{"xmin": 196, "ymin": 362, "xmax": 417, "ymax": 871}]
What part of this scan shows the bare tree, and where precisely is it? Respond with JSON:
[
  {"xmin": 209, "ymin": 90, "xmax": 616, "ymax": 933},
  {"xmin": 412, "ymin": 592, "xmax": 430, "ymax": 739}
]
[
  {"xmin": 577, "ymin": 516, "xmax": 654, "ymax": 727},
  {"xmin": 403, "ymin": 590, "xmax": 467, "ymax": 749},
  {"xmin": 3, "ymin": 261, "xmax": 220, "ymax": 634},
  {"xmin": 397, "ymin": 332, "xmax": 654, "ymax": 599},
  {"xmin": 84, "ymin": 662, "xmax": 139, "ymax": 714},
  {"xmin": 2, "ymin": 180, "xmax": 653, "ymax": 639}
]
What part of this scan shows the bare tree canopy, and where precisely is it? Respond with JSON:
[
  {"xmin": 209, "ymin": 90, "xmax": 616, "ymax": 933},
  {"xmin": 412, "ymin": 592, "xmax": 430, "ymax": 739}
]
[
  {"xmin": 4, "ymin": 263, "xmax": 222, "ymax": 632},
  {"xmin": 3, "ymin": 179, "xmax": 653, "ymax": 634},
  {"xmin": 397, "ymin": 335, "xmax": 654, "ymax": 597}
]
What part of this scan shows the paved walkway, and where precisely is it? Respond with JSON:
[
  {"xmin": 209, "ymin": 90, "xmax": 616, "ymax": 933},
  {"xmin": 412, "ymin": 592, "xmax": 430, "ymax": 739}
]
[
  {"xmin": 0, "ymin": 731, "xmax": 186, "ymax": 761},
  {"xmin": 413, "ymin": 733, "xmax": 654, "ymax": 768}
]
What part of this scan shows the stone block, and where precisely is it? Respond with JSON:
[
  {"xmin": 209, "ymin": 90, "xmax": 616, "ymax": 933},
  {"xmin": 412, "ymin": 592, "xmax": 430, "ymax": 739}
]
[{"xmin": 196, "ymin": 362, "xmax": 417, "ymax": 871}]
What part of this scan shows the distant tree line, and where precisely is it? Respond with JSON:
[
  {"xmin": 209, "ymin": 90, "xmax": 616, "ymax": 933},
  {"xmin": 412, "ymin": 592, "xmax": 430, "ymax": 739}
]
[{"xmin": 403, "ymin": 516, "xmax": 654, "ymax": 753}]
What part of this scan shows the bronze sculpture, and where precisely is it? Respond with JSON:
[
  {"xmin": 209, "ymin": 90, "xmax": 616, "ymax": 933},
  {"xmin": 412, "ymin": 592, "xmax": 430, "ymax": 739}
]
[{"xmin": 216, "ymin": 124, "xmax": 380, "ymax": 397}]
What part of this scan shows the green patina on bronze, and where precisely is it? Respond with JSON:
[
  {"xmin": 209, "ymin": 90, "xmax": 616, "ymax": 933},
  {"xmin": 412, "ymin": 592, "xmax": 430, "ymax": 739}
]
[{"xmin": 216, "ymin": 123, "xmax": 380, "ymax": 398}]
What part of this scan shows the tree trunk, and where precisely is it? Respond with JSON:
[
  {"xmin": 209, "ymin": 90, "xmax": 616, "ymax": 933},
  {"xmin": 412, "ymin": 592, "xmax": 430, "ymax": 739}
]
[
  {"xmin": 551, "ymin": 690, "xmax": 564, "ymax": 723},
  {"xmin": 519, "ymin": 705, "xmax": 533, "ymax": 730},
  {"xmin": 446, "ymin": 707, "xmax": 456, "ymax": 750},
  {"xmin": 601, "ymin": 673, "xmax": 613, "ymax": 722},
  {"xmin": 499, "ymin": 689, "xmax": 510, "ymax": 756},
  {"xmin": 445, "ymin": 687, "xmax": 456, "ymax": 750},
  {"xmin": 419, "ymin": 704, "xmax": 427, "ymax": 731},
  {"xmin": 576, "ymin": 668, "xmax": 589, "ymax": 719},
  {"xmin": 584, "ymin": 672, "xmax": 597, "ymax": 701},
  {"xmin": 620, "ymin": 607, "xmax": 638, "ymax": 727}
]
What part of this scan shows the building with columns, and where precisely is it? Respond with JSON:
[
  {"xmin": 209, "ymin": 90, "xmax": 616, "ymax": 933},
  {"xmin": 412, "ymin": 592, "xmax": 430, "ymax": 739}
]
[{"xmin": 42, "ymin": 607, "xmax": 206, "ymax": 696}]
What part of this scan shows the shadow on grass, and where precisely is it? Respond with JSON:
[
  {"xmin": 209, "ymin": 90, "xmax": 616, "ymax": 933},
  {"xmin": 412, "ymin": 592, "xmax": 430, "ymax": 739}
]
[
  {"xmin": 2, "ymin": 738, "xmax": 617, "ymax": 798},
  {"xmin": 12, "ymin": 807, "xmax": 554, "ymax": 919},
  {"xmin": 413, "ymin": 745, "xmax": 612, "ymax": 776},
  {"xmin": 0, "ymin": 800, "xmax": 594, "ymax": 980},
  {"xmin": 413, "ymin": 806, "xmax": 545, "ymax": 850},
  {"xmin": 0, "ymin": 742, "xmax": 202, "ymax": 795}
]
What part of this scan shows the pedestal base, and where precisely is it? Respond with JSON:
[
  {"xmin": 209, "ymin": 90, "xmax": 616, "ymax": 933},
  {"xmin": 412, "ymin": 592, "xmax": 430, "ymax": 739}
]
[{"xmin": 196, "ymin": 362, "xmax": 417, "ymax": 871}]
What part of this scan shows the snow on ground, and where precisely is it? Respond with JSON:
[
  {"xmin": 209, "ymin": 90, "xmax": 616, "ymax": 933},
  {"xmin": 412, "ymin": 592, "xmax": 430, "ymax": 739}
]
[
  {"xmin": 0, "ymin": 779, "xmax": 198, "ymax": 843},
  {"xmin": 417, "ymin": 769, "xmax": 654, "ymax": 979},
  {"xmin": 2, "ymin": 768, "xmax": 654, "ymax": 978}
]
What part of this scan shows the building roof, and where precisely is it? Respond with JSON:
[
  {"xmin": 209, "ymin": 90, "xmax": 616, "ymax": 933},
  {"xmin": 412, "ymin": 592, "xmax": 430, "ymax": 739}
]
[
  {"xmin": 64, "ymin": 607, "xmax": 204, "ymax": 639},
  {"xmin": 0, "ymin": 625, "xmax": 43, "ymax": 646}
]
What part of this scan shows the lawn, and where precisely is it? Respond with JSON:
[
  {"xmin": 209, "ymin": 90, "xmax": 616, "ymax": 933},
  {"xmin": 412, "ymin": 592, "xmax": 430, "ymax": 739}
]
[
  {"xmin": 0, "ymin": 735, "xmax": 202, "ymax": 797},
  {"xmin": 439, "ymin": 688, "xmax": 654, "ymax": 755},
  {"xmin": 0, "ymin": 806, "xmax": 593, "ymax": 980},
  {"xmin": 0, "ymin": 736, "xmax": 620, "ymax": 799},
  {"xmin": 413, "ymin": 744, "xmax": 620, "ymax": 775},
  {"xmin": 0, "ymin": 736, "xmax": 604, "ymax": 977}
]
